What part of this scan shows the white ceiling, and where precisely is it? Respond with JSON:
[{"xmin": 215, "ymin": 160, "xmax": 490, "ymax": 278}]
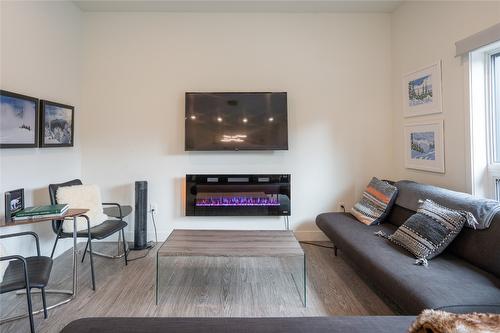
[{"xmin": 73, "ymin": 0, "xmax": 404, "ymax": 13}]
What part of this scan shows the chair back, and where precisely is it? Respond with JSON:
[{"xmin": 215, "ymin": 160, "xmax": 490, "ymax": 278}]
[
  {"xmin": 0, "ymin": 242, "xmax": 7, "ymax": 281},
  {"xmin": 48, "ymin": 179, "xmax": 83, "ymax": 234}
]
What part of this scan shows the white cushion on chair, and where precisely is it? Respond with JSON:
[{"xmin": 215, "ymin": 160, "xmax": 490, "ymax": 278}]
[{"xmin": 56, "ymin": 184, "xmax": 108, "ymax": 233}]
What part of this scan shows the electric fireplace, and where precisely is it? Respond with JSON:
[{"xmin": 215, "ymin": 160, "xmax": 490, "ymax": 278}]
[{"xmin": 185, "ymin": 174, "xmax": 291, "ymax": 216}]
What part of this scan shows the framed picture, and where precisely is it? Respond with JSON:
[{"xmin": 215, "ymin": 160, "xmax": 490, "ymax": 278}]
[
  {"xmin": 404, "ymin": 120, "xmax": 445, "ymax": 173},
  {"xmin": 0, "ymin": 90, "xmax": 39, "ymax": 148},
  {"xmin": 40, "ymin": 100, "xmax": 74, "ymax": 147},
  {"xmin": 4, "ymin": 188, "xmax": 25, "ymax": 223},
  {"xmin": 403, "ymin": 61, "xmax": 442, "ymax": 117}
]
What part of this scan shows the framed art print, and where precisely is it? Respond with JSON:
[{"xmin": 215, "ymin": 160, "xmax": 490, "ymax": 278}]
[
  {"xmin": 0, "ymin": 90, "xmax": 39, "ymax": 148},
  {"xmin": 403, "ymin": 61, "xmax": 442, "ymax": 117},
  {"xmin": 404, "ymin": 120, "xmax": 445, "ymax": 173},
  {"xmin": 40, "ymin": 100, "xmax": 74, "ymax": 147}
]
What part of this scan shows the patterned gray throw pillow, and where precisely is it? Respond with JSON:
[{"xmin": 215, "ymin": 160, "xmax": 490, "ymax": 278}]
[
  {"xmin": 351, "ymin": 177, "xmax": 398, "ymax": 225},
  {"xmin": 388, "ymin": 199, "xmax": 477, "ymax": 266}
]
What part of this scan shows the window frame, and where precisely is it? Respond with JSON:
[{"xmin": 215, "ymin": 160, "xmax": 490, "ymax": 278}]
[
  {"xmin": 496, "ymin": 178, "xmax": 500, "ymax": 201},
  {"xmin": 467, "ymin": 41, "xmax": 500, "ymax": 200},
  {"xmin": 487, "ymin": 50, "xmax": 500, "ymax": 165},
  {"xmin": 486, "ymin": 49, "xmax": 500, "ymax": 200}
]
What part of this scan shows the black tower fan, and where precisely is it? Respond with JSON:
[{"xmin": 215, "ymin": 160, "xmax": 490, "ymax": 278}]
[{"xmin": 130, "ymin": 181, "xmax": 154, "ymax": 250}]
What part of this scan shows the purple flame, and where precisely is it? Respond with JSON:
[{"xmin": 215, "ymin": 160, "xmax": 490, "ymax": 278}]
[{"xmin": 196, "ymin": 196, "xmax": 280, "ymax": 207}]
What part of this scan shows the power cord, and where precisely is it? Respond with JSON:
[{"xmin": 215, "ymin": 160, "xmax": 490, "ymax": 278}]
[
  {"xmin": 151, "ymin": 207, "xmax": 158, "ymax": 244},
  {"xmin": 299, "ymin": 241, "xmax": 335, "ymax": 249},
  {"xmin": 127, "ymin": 208, "xmax": 158, "ymax": 262}
]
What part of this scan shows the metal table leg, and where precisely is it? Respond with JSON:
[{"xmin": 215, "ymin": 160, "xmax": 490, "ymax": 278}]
[
  {"xmin": 155, "ymin": 252, "xmax": 159, "ymax": 305},
  {"xmin": 303, "ymin": 255, "xmax": 307, "ymax": 307},
  {"xmin": 1, "ymin": 217, "xmax": 79, "ymax": 324}
]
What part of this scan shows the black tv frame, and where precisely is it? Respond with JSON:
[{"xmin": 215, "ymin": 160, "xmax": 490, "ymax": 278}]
[{"xmin": 184, "ymin": 92, "xmax": 288, "ymax": 151}]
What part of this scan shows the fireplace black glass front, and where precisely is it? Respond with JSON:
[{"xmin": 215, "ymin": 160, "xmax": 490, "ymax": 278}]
[{"xmin": 185, "ymin": 174, "xmax": 291, "ymax": 216}]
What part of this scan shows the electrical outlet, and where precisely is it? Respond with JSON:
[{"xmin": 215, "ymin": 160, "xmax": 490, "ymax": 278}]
[
  {"xmin": 150, "ymin": 203, "xmax": 158, "ymax": 213},
  {"xmin": 338, "ymin": 201, "xmax": 346, "ymax": 212}
]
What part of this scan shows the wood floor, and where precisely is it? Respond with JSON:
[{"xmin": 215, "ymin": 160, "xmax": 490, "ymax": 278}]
[{"xmin": 0, "ymin": 241, "xmax": 395, "ymax": 333}]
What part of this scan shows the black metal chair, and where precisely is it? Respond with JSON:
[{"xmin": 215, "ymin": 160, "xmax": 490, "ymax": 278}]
[
  {"xmin": 48, "ymin": 179, "xmax": 128, "ymax": 290},
  {"xmin": 0, "ymin": 232, "xmax": 53, "ymax": 333}
]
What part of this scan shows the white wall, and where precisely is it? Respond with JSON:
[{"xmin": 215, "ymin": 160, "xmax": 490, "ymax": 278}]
[
  {"xmin": 391, "ymin": 1, "xmax": 500, "ymax": 192},
  {"xmin": 0, "ymin": 1, "xmax": 82, "ymax": 257},
  {"xmin": 80, "ymin": 13, "xmax": 394, "ymax": 241},
  {"xmin": 3, "ymin": 1, "xmax": 497, "ymax": 253}
]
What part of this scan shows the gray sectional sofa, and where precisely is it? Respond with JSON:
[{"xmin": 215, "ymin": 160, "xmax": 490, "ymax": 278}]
[{"xmin": 316, "ymin": 180, "xmax": 500, "ymax": 315}]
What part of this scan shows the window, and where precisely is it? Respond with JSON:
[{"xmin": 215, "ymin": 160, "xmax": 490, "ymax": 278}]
[
  {"xmin": 488, "ymin": 51, "xmax": 500, "ymax": 199},
  {"xmin": 469, "ymin": 42, "xmax": 500, "ymax": 199},
  {"xmin": 493, "ymin": 52, "xmax": 500, "ymax": 163}
]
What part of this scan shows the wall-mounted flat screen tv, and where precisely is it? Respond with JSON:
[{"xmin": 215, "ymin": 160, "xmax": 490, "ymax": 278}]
[{"xmin": 185, "ymin": 92, "xmax": 288, "ymax": 151}]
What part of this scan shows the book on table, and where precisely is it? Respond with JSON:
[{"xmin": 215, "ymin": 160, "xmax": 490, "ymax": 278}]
[{"xmin": 13, "ymin": 204, "xmax": 69, "ymax": 220}]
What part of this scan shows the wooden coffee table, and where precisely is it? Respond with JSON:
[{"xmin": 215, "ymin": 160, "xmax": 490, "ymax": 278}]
[{"xmin": 156, "ymin": 229, "xmax": 306, "ymax": 306}]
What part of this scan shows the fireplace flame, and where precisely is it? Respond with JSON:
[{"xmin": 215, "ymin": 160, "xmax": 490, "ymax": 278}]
[{"xmin": 196, "ymin": 196, "xmax": 280, "ymax": 207}]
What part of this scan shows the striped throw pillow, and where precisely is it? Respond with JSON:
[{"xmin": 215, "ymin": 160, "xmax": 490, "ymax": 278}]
[
  {"xmin": 389, "ymin": 199, "xmax": 477, "ymax": 265},
  {"xmin": 351, "ymin": 177, "xmax": 398, "ymax": 225}
]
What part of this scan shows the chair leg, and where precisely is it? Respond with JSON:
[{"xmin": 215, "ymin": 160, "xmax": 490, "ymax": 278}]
[
  {"xmin": 87, "ymin": 235, "xmax": 96, "ymax": 291},
  {"xmin": 116, "ymin": 231, "xmax": 121, "ymax": 255},
  {"xmin": 81, "ymin": 240, "xmax": 89, "ymax": 263},
  {"xmin": 41, "ymin": 287, "xmax": 48, "ymax": 319},
  {"xmin": 26, "ymin": 288, "xmax": 35, "ymax": 333},
  {"xmin": 334, "ymin": 245, "xmax": 338, "ymax": 257},
  {"xmin": 121, "ymin": 229, "xmax": 128, "ymax": 266}
]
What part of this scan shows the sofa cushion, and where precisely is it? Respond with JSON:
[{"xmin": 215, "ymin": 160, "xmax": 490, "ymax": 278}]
[
  {"xmin": 448, "ymin": 212, "xmax": 500, "ymax": 278},
  {"xmin": 386, "ymin": 181, "xmax": 500, "ymax": 278},
  {"xmin": 351, "ymin": 177, "xmax": 398, "ymax": 225},
  {"xmin": 394, "ymin": 180, "xmax": 500, "ymax": 230},
  {"xmin": 316, "ymin": 212, "xmax": 500, "ymax": 314},
  {"xmin": 385, "ymin": 204, "xmax": 415, "ymax": 227},
  {"xmin": 388, "ymin": 200, "xmax": 473, "ymax": 263}
]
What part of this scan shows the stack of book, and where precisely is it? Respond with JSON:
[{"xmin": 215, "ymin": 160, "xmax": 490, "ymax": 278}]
[{"xmin": 13, "ymin": 204, "xmax": 69, "ymax": 221}]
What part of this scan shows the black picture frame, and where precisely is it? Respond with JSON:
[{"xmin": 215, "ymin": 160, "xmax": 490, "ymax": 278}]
[
  {"xmin": 0, "ymin": 90, "xmax": 39, "ymax": 148},
  {"xmin": 40, "ymin": 100, "xmax": 74, "ymax": 148},
  {"xmin": 4, "ymin": 188, "xmax": 25, "ymax": 223}
]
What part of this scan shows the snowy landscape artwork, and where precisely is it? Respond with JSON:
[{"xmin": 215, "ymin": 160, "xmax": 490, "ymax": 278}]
[
  {"xmin": 41, "ymin": 100, "xmax": 74, "ymax": 147},
  {"xmin": 403, "ymin": 62, "xmax": 442, "ymax": 117},
  {"xmin": 0, "ymin": 90, "xmax": 38, "ymax": 148},
  {"xmin": 410, "ymin": 131, "xmax": 435, "ymax": 160},
  {"xmin": 404, "ymin": 120, "xmax": 444, "ymax": 173},
  {"xmin": 408, "ymin": 75, "xmax": 432, "ymax": 106}
]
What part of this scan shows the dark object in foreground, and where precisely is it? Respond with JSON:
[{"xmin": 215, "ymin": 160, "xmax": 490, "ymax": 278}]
[{"xmin": 61, "ymin": 316, "xmax": 415, "ymax": 333}]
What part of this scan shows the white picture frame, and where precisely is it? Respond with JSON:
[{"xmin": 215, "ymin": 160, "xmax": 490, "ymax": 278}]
[
  {"xmin": 404, "ymin": 120, "xmax": 445, "ymax": 173},
  {"xmin": 403, "ymin": 61, "xmax": 442, "ymax": 117}
]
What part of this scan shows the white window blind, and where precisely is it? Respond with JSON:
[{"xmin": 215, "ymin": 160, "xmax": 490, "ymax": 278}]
[{"xmin": 456, "ymin": 23, "xmax": 500, "ymax": 56}]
